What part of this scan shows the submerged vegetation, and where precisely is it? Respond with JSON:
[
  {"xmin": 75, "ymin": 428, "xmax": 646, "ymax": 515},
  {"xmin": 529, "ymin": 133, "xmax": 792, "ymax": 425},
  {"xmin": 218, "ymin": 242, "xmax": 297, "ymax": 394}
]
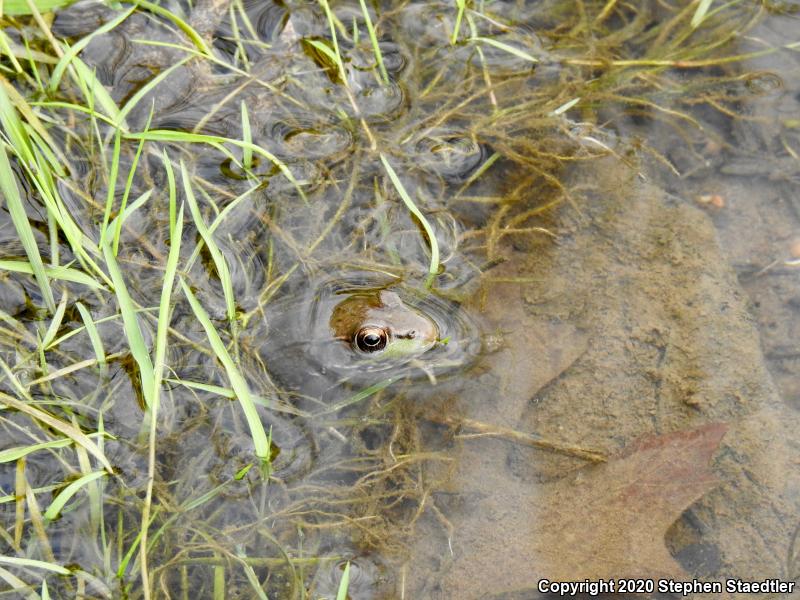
[{"xmin": 0, "ymin": 0, "xmax": 795, "ymax": 597}]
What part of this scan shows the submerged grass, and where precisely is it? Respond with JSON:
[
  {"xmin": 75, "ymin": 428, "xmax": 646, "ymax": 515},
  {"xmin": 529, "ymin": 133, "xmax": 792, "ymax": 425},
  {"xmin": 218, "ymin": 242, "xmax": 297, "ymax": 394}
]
[
  {"xmin": 380, "ymin": 154, "xmax": 441, "ymax": 282},
  {"xmin": 181, "ymin": 161, "xmax": 237, "ymax": 322},
  {"xmin": 0, "ymin": 146, "xmax": 55, "ymax": 312},
  {"xmin": 126, "ymin": 129, "xmax": 309, "ymax": 202},
  {"xmin": 317, "ymin": 0, "xmax": 347, "ymax": 84},
  {"xmin": 137, "ymin": 191, "xmax": 183, "ymax": 597},
  {"xmin": 103, "ymin": 242, "xmax": 156, "ymax": 409},
  {"xmin": 358, "ymin": 0, "xmax": 389, "ymax": 84},
  {"xmin": 43, "ymin": 470, "xmax": 107, "ymax": 521},
  {"xmin": 180, "ymin": 279, "xmax": 271, "ymax": 461},
  {"xmin": 0, "ymin": 392, "xmax": 113, "ymax": 473}
]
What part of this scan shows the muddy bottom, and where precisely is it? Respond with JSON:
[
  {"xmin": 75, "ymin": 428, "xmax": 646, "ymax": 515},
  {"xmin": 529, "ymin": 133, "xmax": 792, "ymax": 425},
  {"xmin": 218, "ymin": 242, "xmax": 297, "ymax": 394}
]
[{"xmin": 401, "ymin": 157, "xmax": 800, "ymax": 599}]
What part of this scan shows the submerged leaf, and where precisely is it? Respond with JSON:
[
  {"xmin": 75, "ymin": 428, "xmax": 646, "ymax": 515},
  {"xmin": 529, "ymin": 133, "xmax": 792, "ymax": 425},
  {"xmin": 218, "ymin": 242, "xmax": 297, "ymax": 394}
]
[
  {"xmin": 535, "ymin": 423, "xmax": 728, "ymax": 580},
  {"xmin": 431, "ymin": 423, "xmax": 728, "ymax": 596}
]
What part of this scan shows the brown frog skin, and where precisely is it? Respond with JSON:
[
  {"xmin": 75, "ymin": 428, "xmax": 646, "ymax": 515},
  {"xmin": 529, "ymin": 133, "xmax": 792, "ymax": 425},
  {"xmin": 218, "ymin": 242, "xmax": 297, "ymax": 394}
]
[{"xmin": 329, "ymin": 290, "xmax": 439, "ymax": 357}]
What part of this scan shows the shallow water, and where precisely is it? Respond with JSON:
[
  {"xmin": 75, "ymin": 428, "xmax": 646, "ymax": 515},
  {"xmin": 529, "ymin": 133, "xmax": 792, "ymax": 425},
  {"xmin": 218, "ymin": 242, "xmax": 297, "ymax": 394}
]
[{"xmin": 1, "ymin": 1, "xmax": 800, "ymax": 598}]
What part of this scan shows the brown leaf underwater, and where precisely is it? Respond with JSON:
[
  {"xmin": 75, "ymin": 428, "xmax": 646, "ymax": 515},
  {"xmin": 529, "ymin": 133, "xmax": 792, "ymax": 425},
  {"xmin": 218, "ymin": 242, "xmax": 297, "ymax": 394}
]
[
  {"xmin": 534, "ymin": 422, "xmax": 729, "ymax": 581},
  {"xmin": 428, "ymin": 423, "xmax": 728, "ymax": 598}
]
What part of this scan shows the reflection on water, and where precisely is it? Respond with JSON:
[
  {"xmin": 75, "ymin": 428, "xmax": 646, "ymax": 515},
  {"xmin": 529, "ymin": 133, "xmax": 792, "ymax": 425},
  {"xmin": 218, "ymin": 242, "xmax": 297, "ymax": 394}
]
[{"xmin": 1, "ymin": 0, "xmax": 800, "ymax": 598}]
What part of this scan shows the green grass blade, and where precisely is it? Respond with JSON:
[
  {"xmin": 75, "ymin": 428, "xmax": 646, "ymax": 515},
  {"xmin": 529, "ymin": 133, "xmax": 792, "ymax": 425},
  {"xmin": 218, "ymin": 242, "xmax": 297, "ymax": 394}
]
[
  {"xmin": 99, "ymin": 128, "xmax": 121, "ymax": 249},
  {"xmin": 691, "ymin": 0, "xmax": 715, "ymax": 28},
  {"xmin": 0, "ymin": 79, "xmax": 54, "ymax": 142},
  {"xmin": 317, "ymin": 0, "xmax": 347, "ymax": 85},
  {"xmin": 316, "ymin": 377, "xmax": 395, "ymax": 416},
  {"xmin": 181, "ymin": 161, "xmax": 236, "ymax": 322},
  {"xmin": 0, "ymin": 557, "xmax": 70, "ymax": 575},
  {"xmin": 116, "ymin": 56, "xmax": 191, "ymax": 127},
  {"xmin": 102, "ymin": 243, "xmax": 155, "ymax": 408},
  {"xmin": 74, "ymin": 302, "xmax": 107, "ymax": 368},
  {"xmin": 304, "ymin": 39, "xmax": 346, "ymax": 84},
  {"xmin": 112, "ymin": 107, "xmax": 154, "ymax": 255},
  {"xmin": 0, "ymin": 82, "xmax": 34, "ymax": 162},
  {"xmin": 336, "ymin": 562, "xmax": 351, "ymax": 600},
  {"xmin": 0, "ymin": 30, "xmax": 23, "ymax": 72},
  {"xmin": 126, "ymin": 130, "xmax": 307, "ymax": 201},
  {"xmin": 140, "ymin": 195, "xmax": 178, "ymax": 588},
  {"xmin": 167, "ymin": 378, "xmax": 309, "ymax": 417},
  {"xmin": 182, "ymin": 480, "xmax": 232, "ymax": 511},
  {"xmin": 107, "ymin": 189, "xmax": 153, "ymax": 242},
  {"xmin": 179, "ymin": 279, "xmax": 270, "ymax": 459},
  {"xmin": 213, "ymin": 565, "xmax": 225, "ymax": 600},
  {"xmin": 47, "ymin": 307, "xmax": 154, "ymax": 348},
  {"xmin": 152, "ymin": 202, "xmax": 183, "ymax": 404},
  {"xmin": 379, "ymin": 154, "xmax": 440, "ymax": 280},
  {"xmin": 116, "ymin": 509, "xmax": 159, "ymax": 578},
  {"xmin": 0, "ymin": 438, "xmax": 73, "ymax": 463},
  {"xmin": 550, "ymin": 97, "xmax": 581, "ymax": 116},
  {"xmin": 0, "ymin": 37, "xmax": 56, "ymax": 65},
  {"xmin": 168, "ymin": 379, "xmax": 234, "ymax": 397},
  {"xmin": 43, "ymin": 470, "xmax": 107, "ymax": 520},
  {"xmin": 240, "ymin": 100, "xmax": 252, "ymax": 169},
  {"xmin": 183, "ymin": 184, "xmax": 260, "ymax": 274},
  {"xmin": 27, "ymin": 129, "xmax": 65, "ymax": 177},
  {"xmin": 133, "ymin": 0, "xmax": 213, "ymax": 57},
  {"xmin": 471, "ymin": 37, "xmax": 539, "ymax": 63},
  {"xmin": 70, "ymin": 57, "xmax": 126, "ymax": 129},
  {"xmin": 240, "ymin": 556, "xmax": 269, "ymax": 600},
  {"xmin": 29, "ymin": 100, "xmax": 117, "ymax": 127},
  {"xmin": 162, "ymin": 150, "xmax": 177, "ymax": 230},
  {"xmin": 40, "ymin": 292, "xmax": 67, "ymax": 348},
  {"xmin": 48, "ymin": 6, "xmax": 136, "ymax": 92},
  {"xmin": 2, "ymin": 0, "xmax": 73, "ymax": 15},
  {"xmin": 452, "ymin": 0, "xmax": 466, "ymax": 45},
  {"xmin": 0, "ymin": 146, "xmax": 55, "ymax": 311},
  {"xmin": 358, "ymin": 0, "xmax": 389, "ymax": 84},
  {"xmin": 0, "ymin": 84, "xmax": 110, "ymax": 285},
  {"xmin": 0, "ymin": 261, "xmax": 102, "ymax": 289},
  {"xmin": 0, "ymin": 392, "xmax": 113, "ymax": 472}
]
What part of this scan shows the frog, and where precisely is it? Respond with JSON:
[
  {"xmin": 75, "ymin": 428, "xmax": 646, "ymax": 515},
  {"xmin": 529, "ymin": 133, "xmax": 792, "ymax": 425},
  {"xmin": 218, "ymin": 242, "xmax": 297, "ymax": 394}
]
[{"xmin": 249, "ymin": 276, "xmax": 477, "ymax": 409}]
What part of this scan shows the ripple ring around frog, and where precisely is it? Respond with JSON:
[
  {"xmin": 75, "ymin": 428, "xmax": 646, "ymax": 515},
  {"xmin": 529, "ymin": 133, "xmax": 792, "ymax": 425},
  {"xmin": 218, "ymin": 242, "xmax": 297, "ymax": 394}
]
[{"xmin": 257, "ymin": 273, "xmax": 481, "ymax": 402}]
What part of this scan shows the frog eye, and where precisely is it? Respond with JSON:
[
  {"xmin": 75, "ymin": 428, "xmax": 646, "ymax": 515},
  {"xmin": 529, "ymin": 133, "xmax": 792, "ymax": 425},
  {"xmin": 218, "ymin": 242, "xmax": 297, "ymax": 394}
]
[{"xmin": 355, "ymin": 326, "xmax": 388, "ymax": 353}]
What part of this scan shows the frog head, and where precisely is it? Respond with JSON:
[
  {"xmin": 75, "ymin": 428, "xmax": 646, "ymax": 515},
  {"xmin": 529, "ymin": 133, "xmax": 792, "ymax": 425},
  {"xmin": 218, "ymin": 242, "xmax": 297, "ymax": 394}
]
[{"xmin": 329, "ymin": 290, "xmax": 439, "ymax": 359}]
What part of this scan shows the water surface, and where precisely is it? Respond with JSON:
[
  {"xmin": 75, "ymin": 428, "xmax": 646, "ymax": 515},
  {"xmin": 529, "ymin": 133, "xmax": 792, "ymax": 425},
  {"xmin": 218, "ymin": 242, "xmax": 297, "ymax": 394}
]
[{"xmin": 1, "ymin": 1, "xmax": 800, "ymax": 598}]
